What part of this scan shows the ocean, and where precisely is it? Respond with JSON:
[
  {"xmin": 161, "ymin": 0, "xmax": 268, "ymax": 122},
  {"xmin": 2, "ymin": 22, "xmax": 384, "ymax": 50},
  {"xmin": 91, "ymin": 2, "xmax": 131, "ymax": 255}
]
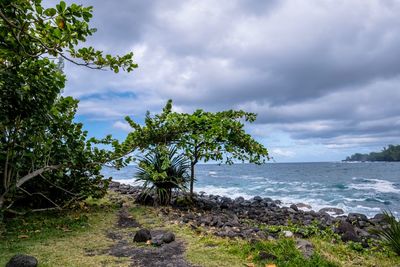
[{"xmin": 102, "ymin": 162, "xmax": 400, "ymax": 217}]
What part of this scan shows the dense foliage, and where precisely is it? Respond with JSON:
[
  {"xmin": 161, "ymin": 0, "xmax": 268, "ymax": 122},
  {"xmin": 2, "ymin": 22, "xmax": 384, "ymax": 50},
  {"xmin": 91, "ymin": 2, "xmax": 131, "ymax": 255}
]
[
  {"xmin": 124, "ymin": 100, "xmax": 269, "ymax": 194},
  {"xmin": 136, "ymin": 146, "xmax": 189, "ymax": 205},
  {"xmin": 0, "ymin": 0, "xmax": 137, "ymax": 212},
  {"xmin": 344, "ymin": 145, "xmax": 400, "ymax": 162}
]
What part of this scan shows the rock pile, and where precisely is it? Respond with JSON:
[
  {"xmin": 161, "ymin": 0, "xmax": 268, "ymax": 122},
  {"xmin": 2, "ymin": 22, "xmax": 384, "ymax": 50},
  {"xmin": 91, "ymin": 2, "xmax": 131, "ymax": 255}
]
[{"xmin": 109, "ymin": 181, "xmax": 388, "ymax": 245}]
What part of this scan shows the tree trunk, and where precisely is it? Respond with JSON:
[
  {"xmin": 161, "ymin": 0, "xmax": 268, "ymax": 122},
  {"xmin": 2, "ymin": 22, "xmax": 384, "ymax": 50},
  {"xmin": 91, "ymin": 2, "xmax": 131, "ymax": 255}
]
[
  {"xmin": 0, "ymin": 194, "xmax": 5, "ymax": 210},
  {"xmin": 190, "ymin": 162, "xmax": 195, "ymax": 195}
]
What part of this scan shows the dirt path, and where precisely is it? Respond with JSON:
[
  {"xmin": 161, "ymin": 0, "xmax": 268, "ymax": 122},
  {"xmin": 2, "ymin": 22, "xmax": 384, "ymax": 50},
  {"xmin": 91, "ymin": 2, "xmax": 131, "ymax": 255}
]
[{"xmin": 103, "ymin": 208, "xmax": 195, "ymax": 267}]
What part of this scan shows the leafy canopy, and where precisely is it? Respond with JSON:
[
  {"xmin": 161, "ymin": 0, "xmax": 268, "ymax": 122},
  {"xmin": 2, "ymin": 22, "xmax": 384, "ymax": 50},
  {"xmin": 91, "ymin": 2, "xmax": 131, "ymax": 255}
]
[
  {"xmin": 123, "ymin": 100, "xmax": 269, "ymax": 194},
  {"xmin": 0, "ymin": 0, "xmax": 137, "ymax": 72}
]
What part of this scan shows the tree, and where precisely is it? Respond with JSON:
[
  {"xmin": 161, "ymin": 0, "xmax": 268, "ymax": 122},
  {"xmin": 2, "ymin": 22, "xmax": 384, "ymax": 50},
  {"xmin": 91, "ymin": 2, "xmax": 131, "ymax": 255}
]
[
  {"xmin": 0, "ymin": 0, "xmax": 136, "ymax": 72},
  {"xmin": 0, "ymin": 0, "xmax": 137, "ymax": 212},
  {"xmin": 344, "ymin": 145, "xmax": 400, "ymax": 162},
  {"xmin": 124, "ymin": 100, "xmax": 269, "ymax": 195}
]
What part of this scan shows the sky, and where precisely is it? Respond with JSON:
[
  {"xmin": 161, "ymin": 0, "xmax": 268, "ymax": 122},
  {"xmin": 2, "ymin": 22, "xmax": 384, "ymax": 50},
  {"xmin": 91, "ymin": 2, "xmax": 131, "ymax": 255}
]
[{"xmin": 53, "ymin": 0, "xmax": 400, "ymax": 162}]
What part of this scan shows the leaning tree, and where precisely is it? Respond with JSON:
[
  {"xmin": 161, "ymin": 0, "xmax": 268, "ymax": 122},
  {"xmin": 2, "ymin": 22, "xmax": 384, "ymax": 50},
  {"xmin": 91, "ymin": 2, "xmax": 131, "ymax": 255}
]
[{"xmin": 0, "ymin": 0, "xmax": 137, "ymax": 212}]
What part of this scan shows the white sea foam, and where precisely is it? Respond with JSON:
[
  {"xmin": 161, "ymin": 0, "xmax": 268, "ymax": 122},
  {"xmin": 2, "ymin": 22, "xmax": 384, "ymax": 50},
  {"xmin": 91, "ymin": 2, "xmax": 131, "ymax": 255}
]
[
  {"xmin": 195, "ymin": 185, "xmax": 253, "ymax": 199},
  {"xmin": 113, "ymin": 178, "xmax": 143, "ymax": 186},
  {"xmin": 349, "ymin": 178, "xmax": 400, "ymax": 193},
  {"xmin": 208, "ymin": 171, "xmax": 217, "ymax": 175}
]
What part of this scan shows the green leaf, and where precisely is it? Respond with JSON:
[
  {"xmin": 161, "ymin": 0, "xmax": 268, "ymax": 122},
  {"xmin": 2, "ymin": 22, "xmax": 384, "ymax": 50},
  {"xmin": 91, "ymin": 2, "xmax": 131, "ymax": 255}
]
[
  {"xmin": 60, "ymin": 1, "xmax": 66, "ymax": 12},
  {"xmin": 44, "ymin": 8, "xmax": 57, "ymax": 16}
]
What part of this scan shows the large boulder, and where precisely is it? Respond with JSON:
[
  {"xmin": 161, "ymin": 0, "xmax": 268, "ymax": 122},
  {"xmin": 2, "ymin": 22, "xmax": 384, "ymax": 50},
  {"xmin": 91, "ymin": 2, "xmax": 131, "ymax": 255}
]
[
  {"xmin": 336, "ymin": 221, "xmax": 360, "ymax": 242},
  {"xmin": 341, "ymin": 231, "xmax": 361, "ymax": 242},
  {"xmin": 347, "ymin": 213, "xmax": 368, "ymax": 223},
  {"xmin": 336, "ymin": 221, "xmax": 355, "ymax": 234},
  {"xmin": 133, "ymin": 229, "xmax": 151, "ymax": 242},
  {"xmin": 290, "ymin": 204, "xmax": 299, "ymax": 212},
  {"xmin": 6, "ymin": 255, "xmax": 38, "ymax": 267}
]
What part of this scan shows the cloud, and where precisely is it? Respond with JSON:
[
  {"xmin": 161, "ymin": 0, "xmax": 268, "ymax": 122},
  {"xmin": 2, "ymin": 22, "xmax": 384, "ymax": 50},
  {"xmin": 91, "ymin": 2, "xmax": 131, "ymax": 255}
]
[
  {"xmin": 113, "ymin": 121, "xmax": 132, "ymax": 132},
  {"xmin": 51, "ymin": 0, "xmax": 400, "ymax": 157},
  {"xmin": 271, "ymin": 148, "xmax": 295, "ymax": 158}
]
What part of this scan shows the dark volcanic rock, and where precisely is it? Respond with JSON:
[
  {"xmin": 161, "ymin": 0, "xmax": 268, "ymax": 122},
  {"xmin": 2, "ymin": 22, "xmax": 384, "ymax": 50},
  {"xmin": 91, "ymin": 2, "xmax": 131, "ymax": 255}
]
[
  {"xmin": 296, "ymin": 239, "xmax": 314, "ymax": 258},
  {"xmin": 336, "ymin": 221, "xmax": 361, "ymax": 242},
  {"xmin": 258, "ymin": 251, "xmax": 277, "ymax": 261},
  {"xmin": 134, "ymin": 229, "xmax": 152, "ymax": 242},
  {"xmin": 109, "ymin": 181, "xmax": 382, "ymax": 245},
  {"xmin": 336, "ymin": 221, "xmax": 355, "ymax": 234},
  {"xmin": 162, "ymin": 232, "xmax": 176, "ymax": 243},
  {"xmin": 348, "ymin": 213, "xmax": 368, "ymax": 223},
  {"xmin": 341, "ymin": 231, "xmax": 360, "ymax": 242},
  {"xmin": 6, "ymin": 254, "xmax": 38, "ymax": 267}
]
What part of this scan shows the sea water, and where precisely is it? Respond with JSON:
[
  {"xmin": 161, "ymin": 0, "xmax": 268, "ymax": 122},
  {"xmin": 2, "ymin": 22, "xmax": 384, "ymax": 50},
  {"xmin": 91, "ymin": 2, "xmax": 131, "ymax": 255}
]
[{"xmin": 102, "ymin": 162, "xmax": 400, "ymax": 217}]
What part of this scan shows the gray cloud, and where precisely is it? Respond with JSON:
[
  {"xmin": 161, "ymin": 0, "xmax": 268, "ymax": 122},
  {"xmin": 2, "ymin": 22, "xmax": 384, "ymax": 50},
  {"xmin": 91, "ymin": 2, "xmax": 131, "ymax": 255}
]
[{"xmin": 53, "ymin": 0, "xmax": 400, "ymax": 151}]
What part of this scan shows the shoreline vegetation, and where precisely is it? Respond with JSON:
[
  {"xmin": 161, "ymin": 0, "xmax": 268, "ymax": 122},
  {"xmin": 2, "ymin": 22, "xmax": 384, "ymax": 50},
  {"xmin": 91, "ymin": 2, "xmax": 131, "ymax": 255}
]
[
  {"xmin": 1, "ymin": 1, "xmax": 400, "ymax": 267},
  {"xmin": 1, "ymin": 181, "xmax": 400, "ymax": 267},
  {"xmin": 344, "ymin": 145, "xmax": 400, "ymax": 162}
]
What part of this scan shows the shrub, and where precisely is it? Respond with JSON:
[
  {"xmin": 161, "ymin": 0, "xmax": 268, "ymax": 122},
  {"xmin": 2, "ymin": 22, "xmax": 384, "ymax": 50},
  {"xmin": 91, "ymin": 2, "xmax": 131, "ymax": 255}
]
[{"xmin": 135, "ymin": 146, "xmax": 189, "ymax": 205}]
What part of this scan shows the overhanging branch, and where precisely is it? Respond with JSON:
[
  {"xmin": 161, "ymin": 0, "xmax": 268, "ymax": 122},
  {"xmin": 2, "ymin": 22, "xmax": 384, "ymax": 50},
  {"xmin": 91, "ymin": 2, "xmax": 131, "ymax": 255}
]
[{"xmin": 16, "ymin": 164, "xmax": 62, "ymax": 188}]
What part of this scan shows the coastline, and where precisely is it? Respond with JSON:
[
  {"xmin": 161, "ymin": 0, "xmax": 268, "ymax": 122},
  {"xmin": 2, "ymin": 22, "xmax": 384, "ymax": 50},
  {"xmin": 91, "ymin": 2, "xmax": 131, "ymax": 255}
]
[
  {"xmin": 106, "ymin": 162, "xmax": 400, "ymax": 218},
  {"xmin": 109, "ymin": 181, "xmax": 389, "ymax": 245}
]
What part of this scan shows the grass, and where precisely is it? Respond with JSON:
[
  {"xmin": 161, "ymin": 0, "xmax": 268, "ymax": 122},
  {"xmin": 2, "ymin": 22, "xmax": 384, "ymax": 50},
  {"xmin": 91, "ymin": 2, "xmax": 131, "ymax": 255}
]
[
  {"xmin": 0, "ymin": 205, "xmax": 130, "ymax": 267},
  {"xmin": 1, "ymin": 194, "xmax": 400, "ymax": 267}
]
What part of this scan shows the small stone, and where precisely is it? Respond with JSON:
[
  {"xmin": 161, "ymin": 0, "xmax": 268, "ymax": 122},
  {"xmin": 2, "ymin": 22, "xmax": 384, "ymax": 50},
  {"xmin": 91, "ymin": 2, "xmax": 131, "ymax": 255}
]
[
  {"xmin": 296, "ymin": 239, "xmax": 314, "ymax": 258},
  {"xmin": 283, "ymin": 230, "xmax": 293, "ymax": 238},
  {"xmin": 6, "ymin": 254, "xmax": 38, "ymax": 267},
  {"xmin": 258, "ymin": 251, "xmax": 277, "ymax": 260},
  {"xmin": 162, "ymin": 232, "xmax": 175, "ymax": 243},
  {"xmin": 133, "ymin": 229, "xmax": 151, "ymax": 242},
  {"xmin": 290, "ymin": 204, "xmax": 299, "ymax": 211}
]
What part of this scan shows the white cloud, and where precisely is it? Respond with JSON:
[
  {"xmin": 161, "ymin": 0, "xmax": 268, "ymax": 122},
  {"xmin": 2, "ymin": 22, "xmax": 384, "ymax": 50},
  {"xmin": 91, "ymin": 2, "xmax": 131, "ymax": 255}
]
[
  {"xmin": 54, "ymin": 0, "xmax": 400, "ymax": 160},
  {"xmin": 271, "ymin": 148, "xmax": 295, "ymax": 158},
  {"xmin": 112, "ymin": 121, "xmax": 132, "ymax": 132}
]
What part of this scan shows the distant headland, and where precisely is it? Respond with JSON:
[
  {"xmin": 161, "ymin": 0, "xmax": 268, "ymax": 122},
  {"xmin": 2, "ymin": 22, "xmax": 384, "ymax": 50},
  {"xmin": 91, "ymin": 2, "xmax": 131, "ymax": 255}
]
[{"xmin": 344, "ymin": 144, "xmax": 400, "ymax": 162}]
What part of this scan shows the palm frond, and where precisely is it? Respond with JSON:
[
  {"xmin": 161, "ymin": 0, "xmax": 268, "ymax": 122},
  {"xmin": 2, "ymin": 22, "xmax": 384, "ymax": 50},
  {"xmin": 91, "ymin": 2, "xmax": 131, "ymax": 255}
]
[
  {"xmin": 375, "ymin": 210, "xmax": 400, "ymax": 255},
  {"xmin": 135, "ymin": 145, "xmax": 189, "ymax": 204}
]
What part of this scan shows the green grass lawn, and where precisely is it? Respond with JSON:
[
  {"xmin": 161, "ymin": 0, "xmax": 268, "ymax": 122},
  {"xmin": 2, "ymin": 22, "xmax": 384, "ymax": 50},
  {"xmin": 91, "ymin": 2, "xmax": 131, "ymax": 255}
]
[{"xmin": 1, "ymin": 194, "xmax": 399, "ymax": 267}]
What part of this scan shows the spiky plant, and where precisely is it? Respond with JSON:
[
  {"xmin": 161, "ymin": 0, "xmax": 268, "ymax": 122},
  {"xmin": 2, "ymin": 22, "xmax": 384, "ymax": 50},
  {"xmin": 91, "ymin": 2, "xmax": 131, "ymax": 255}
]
[
  {"xmin": 375, "ymin": 210, "xmax": 400, "ymax": 255},
  {"xmin": 135, "ymin": 146, "xmax": 189, "ymax": 205}
]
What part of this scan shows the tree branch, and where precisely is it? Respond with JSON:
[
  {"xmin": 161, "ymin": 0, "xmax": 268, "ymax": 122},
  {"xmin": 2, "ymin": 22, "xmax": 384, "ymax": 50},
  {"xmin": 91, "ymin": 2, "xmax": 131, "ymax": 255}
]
[
  {"xmin": 16, "ymin": 164, "xmax": 62, "ymax": 188},
  {"xmin": 19, "ymin": 187, "xmax": 62, "ymax": 210},
  {"xmin": 39, "ymin": 174, "xmax": 77, "ymax": 196}
]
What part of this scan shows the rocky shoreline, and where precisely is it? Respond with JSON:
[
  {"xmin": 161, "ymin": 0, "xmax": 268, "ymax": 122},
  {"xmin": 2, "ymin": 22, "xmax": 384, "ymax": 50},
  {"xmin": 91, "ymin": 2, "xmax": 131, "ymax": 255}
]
[{"xmin": 109, "ymin": 181, "xmax": 389, "ymax": 247}]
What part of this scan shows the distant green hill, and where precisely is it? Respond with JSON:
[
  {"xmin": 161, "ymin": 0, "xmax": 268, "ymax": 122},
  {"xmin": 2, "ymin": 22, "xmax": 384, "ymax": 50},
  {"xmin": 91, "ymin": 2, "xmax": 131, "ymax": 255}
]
[{"xmin": 344, "ymin": 145, "xmax": 400, "ymax": 162}]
